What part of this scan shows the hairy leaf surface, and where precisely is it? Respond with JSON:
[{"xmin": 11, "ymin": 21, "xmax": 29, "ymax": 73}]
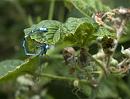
[
  {"xmin": 95, "ymin": 27, "xmax": 116, "ymax": 38},
  {"xmin": 68, "ymin": 0, "xmax": 110, "ymax": 16},
  {"xmin": 24, "ymin": 20, "xmax": 62, "ymax": 45},
  {"xmin": 63, "ymin": 17, "xmax": 98, "ymax": 46}
]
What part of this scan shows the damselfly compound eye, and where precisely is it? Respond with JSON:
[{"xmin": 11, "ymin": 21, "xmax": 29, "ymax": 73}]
[
  {"xmin": 45, "ymin": 44, "xmax": 49, "ymax": 49},
  {"xmin": 39, "ymin": 27, "xmax": 48, "ymax": 32},
  {"xmin": 34, "ymin": 27, "xmax": 48, "ymax": 33}
]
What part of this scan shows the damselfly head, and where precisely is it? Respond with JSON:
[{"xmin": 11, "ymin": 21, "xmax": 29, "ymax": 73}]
[{"xmin": 39, "ymin": 27, "xmax": 48, "ymax": 32}]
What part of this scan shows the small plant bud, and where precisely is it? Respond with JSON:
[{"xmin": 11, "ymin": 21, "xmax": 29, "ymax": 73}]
[
  {"xmin": 121, "ymin": 46, "xmax": 130, "ymax": 58},
  {"xmin": 96, "ymin": 37, "xmax": 103, "ymax": 43},
  {"xmin": 114, "ymin": 7, "xmax": 130, "ymax": 15},
  {"xmin": 17, "ymin": 74, "xmax": 34, "ymax": 86},
  {"xmin": 93, "ymin": 49, "xmax": 105, "ymax": 60},
  {"xmin": 73, "ymin": 80, "xmax": 79, "ymax": 87},
  {"xmin": 63, "ymin": 47, "xmax": 76, "ymax": 65},
  {"xmin": 93, "ymin": 12, "xmax": 104, "ymax": 26},
  {"xmin": 101, "ymin": 37, "xmax": 115, "ymax": 55},
  {"xmin": 110, "ymin": 58, "xmax": 118, "ymax": 66},
  {"xmin": 79, "ymin": 48, "xmax": 89, "ymax": 66},
  {"xmin": 118, "ymin": 7, "xmax": 128, "ymax": 14},
  {"xmin": 91, "ymin": 78, "xmax": 98, "ymax": 88}
]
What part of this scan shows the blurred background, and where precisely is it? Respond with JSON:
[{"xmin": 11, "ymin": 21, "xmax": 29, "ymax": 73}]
[{"xmin": 0, "ymin": 0, "xmax": 130, "ymax": 99}]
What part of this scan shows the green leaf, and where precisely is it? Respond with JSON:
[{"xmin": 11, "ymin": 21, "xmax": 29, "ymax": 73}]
[
  {"xmin": 95, "ymin": 27, "xmax": 116, "ymax": 38},
  {"xmin": 0, "ymin": 56, "xmax": 39, "ymax": 82},
  {"xmin": 53, "ymin": 28, "xmax": 61, "ymax": 44},
  {"xmin": 24, "ymin": 20, "xmax": 62, "ymax": 45},
  {"xmin": 63, "ymin": 17, "xmax": 98, "ymax": 46},
  {"xmin": 24, "ymin": 17, "xmax": 115, "ymax": 47},
  {"xmin": 68, "ymin": 0, "xmax": 110, "ymax": 16},
  {"xmin": 65, "ymin": 17, "xmax": 97, "ymax": 33},
  {"xmin": 24, "ymin": 17, "xmax": 98, "ymax": 46},
  {"xmin": 68, "ymin": 0, "xmax": 94, "ymax": 16}
]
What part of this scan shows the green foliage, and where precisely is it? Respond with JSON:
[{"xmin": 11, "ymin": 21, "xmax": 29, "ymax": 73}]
[
  {"xmin": 24, "ymin": 17, "xmax": 98, "ymax": 46},
  {"xmin": 63, "ymin": 17, "xmax": 98, "ymax": 46},
  {"xmin": 0, "ymin": 56, "xmax": 39, "ymax": 82},
  {"xmin": 24, "ymin": 16, "xmax": 116, "ymax": 47},
  {"xmin": 1, "ymin": 0, "xmax": 130, "ymax": 99},
  {"xmin": 95, "ymin": 27, "xmax": 115, "ymax": 38},
  {"xmin": 24, "ymin": 20, "xmax": 62, "ymax": 44},
  {"xmin": 67, "ymin": 0, "xmax": 110, "ymax": 16}
]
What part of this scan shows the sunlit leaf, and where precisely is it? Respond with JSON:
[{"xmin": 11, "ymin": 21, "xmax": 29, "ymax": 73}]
[
  {"xmin": 63, "ymin": 17, "xmax": 98, "ymax": 46},
  {"xmin": 24, "ymin": 20, "xmax": 62, "ymax": 45},
  {"xmin": 67, "ymin": 0, "xmax": 110, "ymax": 16},
  {"xmin": 0, "ymin": 56, "xmax": 39, "ymax": 82},
  {"xmin": 95, "ymin": 27, "xmax": 116, "ymax": 38}
]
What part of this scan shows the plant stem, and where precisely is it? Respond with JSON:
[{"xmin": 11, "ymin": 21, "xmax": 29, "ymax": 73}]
[
  {"xmin": 48, "ymin": 0, "xmax": 55, "ymax": 20},
  {"xmin": 39, "ymin": 73, "xmax": 91, "ymax": 85},
  {"xmin": 89, "ymin": 87, "xmax": 98, "ymax": 99},
  {"xmin": 112, "ymin": 19, "xmax": 126, "ymax": 55},
  {"xmin": 117, "ymin": 58, "xmax": 129, "ymax": 67},
  {"xmin": 58, "ymin": 5, "xmax": 65, "ymax": 22},
  {"xmin": 106, "ymin": 55, "xmax": 111, "ymax": 72}
]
